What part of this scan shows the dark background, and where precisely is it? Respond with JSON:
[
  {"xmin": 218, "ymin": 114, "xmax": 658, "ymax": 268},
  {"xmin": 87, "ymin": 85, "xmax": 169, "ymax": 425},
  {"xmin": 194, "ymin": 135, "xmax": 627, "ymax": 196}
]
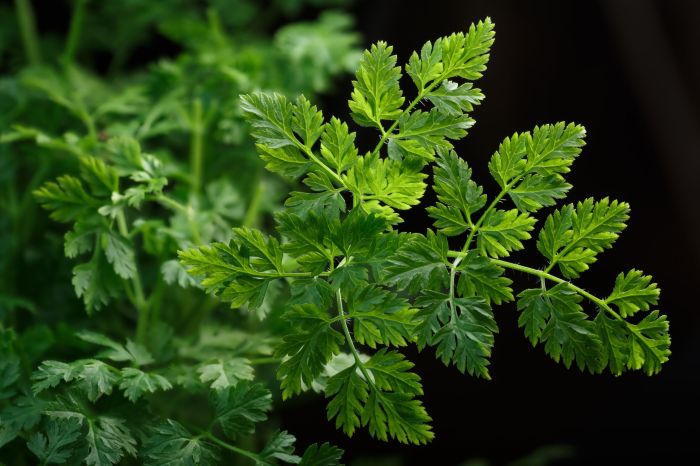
[
  {"xmin": 281, "ymin": 0, "xmax": 700, "ymax": 464},
  {"xmin": 7, "ymin": 0, "xmax": 699, "ymax": 464}
]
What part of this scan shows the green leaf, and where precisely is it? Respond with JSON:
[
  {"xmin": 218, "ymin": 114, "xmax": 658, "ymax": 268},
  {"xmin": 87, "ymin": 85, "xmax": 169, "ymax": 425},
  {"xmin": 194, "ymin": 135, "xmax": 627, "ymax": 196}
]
[
  {"xmin": 75, "ymin": 360, "xmax": 119, "ymax": 402},
  {"xmin": 79, "ymin": 156, "xmax": 119, "ymax": 197},
  {"xmin": 425, "ymin": 80, "xmax": 484, "ymax": 116},
  {"xmin": 292, "ymin": 95, "xmax": 324, "ymax": 148},
  {"xmin": 197, "ymin": 358, "xmax": 254, "ymax": 391},
  {"xmin": 27, "ymin": 418, "xmax": 82, "ymax": 464},
  {"xmin": 517, "ymin": 284, "xmax": 601, "ymax": 372},
  {"xmin": 0, "ymin": 396, "xmax": 44, "ymax": 448},
  {"xmin": 391, "ymin": 109, "xmax": 474, "ymax": 162},
  {"xmin": 488, "ymin": 122, "xmax": 586, "ymax": 189},
  {"xmin": 77, "ymin": 331, "xmax": 154, "ymax": 366},
  {"xmin": 319, "ymin": 117, "xmax": 357, "ymax": 175},
  {"xmin": 325, "ymin": 365, "xmax": 367, "ymax": 437},
  {"xmin": 32, "ymin": 361, "xmax": 76, "ymax": 394},
  {"xmin": 32, "ymin": 359, "xmax": 119, "ymax": 401},
  {"xmin": 276, "ymin": 304, "xmax": 343, "ymax": 399},
  {"xmin": 212, "ymin": 382, "xmax": 272, "ymax": 440},
  {"xmin": 347, "ymin": 286, "xmax": 417, "ymax": 348},
  {"xmin": 427, "ymin": 150, "xmax": 486, "ymax": 236},
  {"xmin": 344, "ymin": 153, "xmax": 427, "ymax": 215},
  {"xmin": 102, "ymin": 231, "xmax": 136, "ymax": 279},
  {"xmin": 626, "ymin": 311, "xmax": 670, "ymax": 375},
  {"xmin": 383, "ymin": 232, "xmax": 449, "ymax": 293},
  {"xmin": 84, "ymin": 416, "xmax": 137, "ymax": 466},
  {"xmin": 594, "ymin": 312, "xmax": 628, "ymax": 376},
  {"xmin": 365, "ymin": 349, "xmax": 422, "ymax": 396},
  {"xmin": 240, "ymin": 92, "xmax": 297, "ymax": 149},
  {"xmin": 334, "ymin": 208, "xmax": 388, "ymax": 258},
  {"xmin": 477, "ymin": 209, "xmax": 536, "ymax": 258},
  {"xmin": 119, "ymin": 368, "xmax": 172, "ymax": 402},
  {"xmin": 456, "ymin": 252, "xmax": 514, "ymax": 305},
  {"xmin": 143, "ymin": 420, "xmax": 219, "ymax": 466},
  {"xmin": 406, "ymin": 18, "xmax": 495, "ymax": 89},
  {"xmin": 349, "ymin": 41, "xmax": 404, "ymax": 128},
  {"xmin": 299, "ymin": 443, "xmax": 343, "ymax": 466},
  {"xmin": 362, "ymin": 391, "xmax": 433, "ymax": 445},
  {"xmin": 537, "ymin": 198, "xmax": 630, "ymax": 278},
  {"xmin": 34, "ymin": 175, "xmax": 98, "ymax": 222},
  {"xmin": 179, "ymin": 227, "xmax": 283, "ymax": 308},
  {"xmin": 508, "ymin": 174, "xmax": 571, "ymax": 213},
  {"xmin": 241, "ymin": 93, "xmax": 329, "ymax": 180},
  {"xmin": 415, "ymin": 293, "xmax": 496, "ymax": 379},
  {"xmin": 256, "ymin": 144, "xmax": 310, "ymax": 178},
  {"xmin": 0, "ymin": 355, "xmax": 20, "ymax": 400},
  {"xmin": 72, "ymin": 250, "xmax": 122, "ymax": 313},
  {"xmin": 257, "ymin": 430, "xmax": 299, "ymax": 466},
  {"xmin": 605, "ymin": 269, "xmax": 660, "ymax": 318}
]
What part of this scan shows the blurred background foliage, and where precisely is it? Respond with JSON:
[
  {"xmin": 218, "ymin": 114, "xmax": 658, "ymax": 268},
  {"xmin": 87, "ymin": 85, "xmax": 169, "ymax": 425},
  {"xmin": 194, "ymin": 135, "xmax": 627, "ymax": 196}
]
[{"xmin": 1, "ymin": 0, "xmax": 364, "ymax": 464}]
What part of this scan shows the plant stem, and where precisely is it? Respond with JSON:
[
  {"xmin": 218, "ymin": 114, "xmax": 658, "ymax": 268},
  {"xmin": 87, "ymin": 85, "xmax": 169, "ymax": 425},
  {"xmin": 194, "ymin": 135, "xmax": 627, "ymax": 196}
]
[
  {"xmin": 62, "ymin": 0, "xmax": 87, "ymax": 64},
  {"xmin": 371, "ymin": 77, "xmax": 444, "ymax": 156},
  {"xmin": 242, "ymin": 174, "xmax": 263, "ymax": 228},
  {"xmin": 462, "ymin": 183, "xmax": 512, "ymax": 253},
  {"xmin": 336, "ymin": 288, "xmax": 376, "ymax": 387},
  {"xmin": 155, "ymin": 194, "xmax": 189, "ymax": 214},
  {"xmin": 203, "ymin": 432, "xmax": 260, "ymax": 462},
  {"xmin": 190, "ymin": 99, "xmax": 205, "ymax": 196},
  {"xmin": 14, "ymin": 0, "xmax": 41, "ymax": 65},
  {"xmin": 116, "ymin": 210, "xmax": 149, "ymax": 340},
  {"xmin": 249, "ymin": 356, "xmax": 281, "ymax": 365},
  {"xmin": 448, "ymin": 250, "xmax": 625, "ymax": 322}
]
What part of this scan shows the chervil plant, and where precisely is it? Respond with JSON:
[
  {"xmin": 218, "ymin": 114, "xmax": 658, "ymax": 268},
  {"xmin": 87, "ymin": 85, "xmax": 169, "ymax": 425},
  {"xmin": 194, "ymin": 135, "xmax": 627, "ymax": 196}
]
[
  {"xmin": 1, "ymin": 1, "xmax": 358, "ymax": 465},
  {"xmin": 181, "ymin": 17, "xmax": 670, "ymax": 446}
]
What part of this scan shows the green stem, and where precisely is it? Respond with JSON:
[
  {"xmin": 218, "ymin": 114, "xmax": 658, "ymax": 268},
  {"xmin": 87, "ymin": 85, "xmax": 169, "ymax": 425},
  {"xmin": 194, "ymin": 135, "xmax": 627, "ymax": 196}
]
[
  {"xmin": 203, "ymin": 432, "xmax": 259, "ymax": 462},
  {"xmin": 462, "ymin": 183, "xmax": 512, "ymax": 253},
  {"xmin": 371, "ymin": 78, "xmax": 444, "ymax": 157},
  {"xmin": 14, "ymin": 0, "xmax": 41, "ymax": 65},
  {"xmin": 448, "ymin": 252, "xmax": 625, "ymax": 322},
  {"xmin": 116, "ymin": 211, "xmax": 149, "ymax": 340},
  {"xmin": 248, "ymin": 356, "xmax": 282, "ymax": 365},
  {"xmin": 336, "ymin": 288, "xmax": 376, "ymax": 388},
  {"xmin": 242, "ymin": 174, "xmax": 263, "ymax": 228},
  {"xmin": 190, "ymin": 99, "xmax": 205, "ymax": 196},
  {"xmin": 62, "ymin": 0, "xmax": 87, "ymax": 64},
  {"xmin": 448, "ymin": 256, "xmax": 461, "ymax": 322},
  {"xmin": 155, "ymin": 194, "xmax": 189, "ymax": 214}
]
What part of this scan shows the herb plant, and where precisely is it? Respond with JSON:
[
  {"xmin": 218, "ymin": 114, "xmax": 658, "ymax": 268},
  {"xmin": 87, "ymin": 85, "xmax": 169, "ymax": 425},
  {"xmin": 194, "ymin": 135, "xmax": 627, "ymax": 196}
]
[
  {"xmin": 1, "ymin": 1, "xmax": 358, "ymax": 465},
  {"xmin": 181, "ymin": 17, "xmax": 671, "ymax": 447}
]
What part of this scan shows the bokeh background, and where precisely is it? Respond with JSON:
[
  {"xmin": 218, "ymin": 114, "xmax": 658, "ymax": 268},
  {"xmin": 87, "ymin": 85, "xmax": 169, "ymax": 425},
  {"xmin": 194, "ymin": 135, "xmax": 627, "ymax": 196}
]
[{"xmin": 3, "ymin": 0, "xmax": 698, "ymax": 464}]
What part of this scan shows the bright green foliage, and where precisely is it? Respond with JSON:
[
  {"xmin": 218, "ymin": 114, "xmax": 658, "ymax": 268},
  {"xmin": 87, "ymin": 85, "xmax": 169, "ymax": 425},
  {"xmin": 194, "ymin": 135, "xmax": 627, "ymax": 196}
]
[
  {"xmin": 181, "ymin": 16, "xmax": 671, "ymax": 447},
  {"xmin": 276, "ymin": 304, "xmax": 344, "ymax": 399},
  {"xmin": 349, "ymin": 42, "xmax": 405, "ymax": 128},
  {"xmin": 427, "ymin": 151, "xmax": 486, "ymax": 235},
  {"xmin": 606, "ymin": 269, "xmax": 660, "ymax": 317},
  {"xmin": 518, "ymin": 284, "xmax": 601, "ymax": 371},
  {"xmin": 476, "ymin": 209, "xmax": 536, "ymax": 258},
  {"xmin": 416, "ymin": 292, "xmax": 496, "ymax": 378},
  {"xmin": 537, "ymin": 197, "xmax": 630, "ymax": 278}
]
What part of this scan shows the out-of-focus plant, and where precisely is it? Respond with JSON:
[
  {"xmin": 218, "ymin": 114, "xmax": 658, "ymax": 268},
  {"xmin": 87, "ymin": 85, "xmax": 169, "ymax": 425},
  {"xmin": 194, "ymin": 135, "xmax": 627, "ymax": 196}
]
[{"xmin": 0, "ymin": 0, "xmax": 358, "ymax": 464}]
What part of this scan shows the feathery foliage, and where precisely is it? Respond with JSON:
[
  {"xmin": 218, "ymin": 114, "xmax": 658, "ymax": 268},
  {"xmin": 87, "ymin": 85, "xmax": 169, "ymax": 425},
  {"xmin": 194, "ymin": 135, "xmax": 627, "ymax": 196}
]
[{"xmin": 181, "ymin": 16, "xmax": 671, "ymax": 446}]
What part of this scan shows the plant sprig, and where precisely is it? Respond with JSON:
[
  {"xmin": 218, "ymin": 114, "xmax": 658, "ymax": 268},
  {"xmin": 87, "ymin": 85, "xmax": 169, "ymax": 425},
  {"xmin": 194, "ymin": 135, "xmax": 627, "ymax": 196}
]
[{"xmin": 181, "ymin": 17, "xmax": 670, "ymax": 446}]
